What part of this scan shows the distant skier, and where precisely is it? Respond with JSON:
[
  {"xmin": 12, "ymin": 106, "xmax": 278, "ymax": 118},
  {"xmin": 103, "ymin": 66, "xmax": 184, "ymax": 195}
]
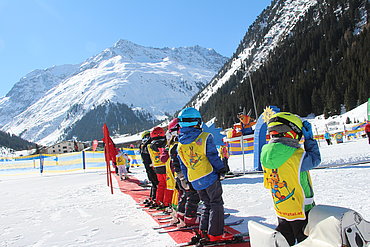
[
  {"xmin": 261, "ymin": 112, "xmax": 321, "ymax": 245},
  {"xmin": 365, "ymin": 121, "xmax": 370, "ymax": 144},
  {"xmin": 324, "ymin": 131, "xmax": 332, "ymax": 145},
  {"xmin": 177, "ymin": 107, "xmax": 231, "ymax": 242}
]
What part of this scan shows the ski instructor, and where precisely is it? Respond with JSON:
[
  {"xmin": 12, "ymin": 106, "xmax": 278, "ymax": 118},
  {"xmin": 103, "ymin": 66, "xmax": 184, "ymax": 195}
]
[{"xmin": 177, "ymin": 107, "xmax": 230, "ymax": 243}]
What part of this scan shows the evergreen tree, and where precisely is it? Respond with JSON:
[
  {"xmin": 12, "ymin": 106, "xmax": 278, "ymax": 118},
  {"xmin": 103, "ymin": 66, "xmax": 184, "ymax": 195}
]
[{"xmin": 0, "ymin": 131, "xmax": 35, "ymax": 151}]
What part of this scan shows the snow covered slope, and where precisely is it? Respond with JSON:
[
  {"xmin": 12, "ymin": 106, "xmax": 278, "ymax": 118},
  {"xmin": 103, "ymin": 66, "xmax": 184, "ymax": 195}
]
[
  {"xmin": 0, "ymin": 139, "xmax": 369, "ymax": 246},
  {"xmin": 0, "ymin": 64, "xmax": 79, "ymax": 126},
  {"xmin": 0, "ymin": 40, "xmax": 227, "ymax": 145},
  {"xmin": 190, "ymin": 0, "xmax": 318, "ymax": 109}
]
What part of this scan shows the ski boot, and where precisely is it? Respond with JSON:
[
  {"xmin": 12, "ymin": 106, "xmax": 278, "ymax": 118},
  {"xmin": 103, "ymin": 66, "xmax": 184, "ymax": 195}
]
[
  {"xmin": 143, "ymin": 199, "xmax": 154, "ymax": 207},
  {"xmin": 186, "ymin": 229, "xmax": 206, "ymax": 246},
  {"xmin": 184, "ymin": 216, "xmax": 200, "ymax": 227},
  {"xmin": 149, "ymin": 202, "xmax": 159, "ymax": 209},
  {"xmin": 207, "ymin": 232, "xmax": 235, "ymax": 242}
]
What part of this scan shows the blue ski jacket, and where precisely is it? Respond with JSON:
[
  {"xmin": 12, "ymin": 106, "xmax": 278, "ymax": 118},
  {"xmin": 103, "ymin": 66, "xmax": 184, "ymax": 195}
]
[
  {"xmin": 301, "ymin": 138, "xmax": 321, "ymax": 171},
  {"xmin": 324, "ymin": 132, "xmax": 331, "ymax": 139},
  {"xmin": 178, "ymin": 127, "xmax": 224, "ymax": 190}
]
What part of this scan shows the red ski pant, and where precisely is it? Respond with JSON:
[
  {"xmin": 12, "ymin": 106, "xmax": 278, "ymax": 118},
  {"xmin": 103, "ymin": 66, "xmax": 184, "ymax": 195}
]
[{"xmin": 156, "ymin": 173, "xmax": 173, "ymax": 206}]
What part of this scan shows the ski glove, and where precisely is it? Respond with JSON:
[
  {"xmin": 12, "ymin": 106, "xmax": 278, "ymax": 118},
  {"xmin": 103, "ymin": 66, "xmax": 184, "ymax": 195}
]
[
  {"xmin": 159, "ymin": 148, "xmax": 169, "ymax": 163},
  {"xmin": 180, "ymin": 179, "xmax": 190, "ymax": 191},
  {"xmin": 302, "ymin": 120, "xmax": 313, "ymax": 140},
  {"xmin": 177, "ymin": 172, "xmax": 190, "ymax": 191},
  {"xmin": 217, "ymin": 167, "xmax": 227, "ymax": 181},
  {"xmin": 150, "ymin": 139, "xmax": 166, "ymax": 152}
]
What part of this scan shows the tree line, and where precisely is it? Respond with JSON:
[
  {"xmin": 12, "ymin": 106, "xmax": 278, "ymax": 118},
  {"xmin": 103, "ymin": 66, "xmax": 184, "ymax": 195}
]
[
  {"xmin": 65, "ymin": 101, "xmax": 159, "ymax": 141},
  {"xmin": 0, "ymin": 130, "xmax": 35, "ymax": 151}
]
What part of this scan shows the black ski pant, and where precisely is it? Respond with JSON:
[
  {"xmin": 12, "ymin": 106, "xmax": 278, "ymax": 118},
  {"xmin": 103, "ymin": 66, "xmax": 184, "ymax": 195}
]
[
  {"xmin": 325, "ymin": 139, "xmax": 332, "ymax": 145},
  {"xmin": 276, "ymin": 211, "xmax": 309, "ymax": 246},
  {"xmin": 177, "ymin": 179, "xmax": 200, "ymax": 218},
  {"xmin": 197, "ymin": 179, "xmax": 224, "ymax": 236},
  {"xmin": 144, "ymin": 163, "xmax": 158, "ymax": 200},
  {"xmin": 366, "ymin": 132, "xmax": 370, "ymax": 144},
  {"xmin": 222, "ymin": 158, "xmax": 230, "ymax": 173}
]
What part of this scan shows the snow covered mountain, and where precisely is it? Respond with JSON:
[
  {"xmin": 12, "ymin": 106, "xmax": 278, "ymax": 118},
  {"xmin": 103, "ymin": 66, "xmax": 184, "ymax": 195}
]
[
  {"xmin": 190, "ymin": 0, "xmax": 319, "ymax": 109},
  {"xmin": 0, "ymin": 64, "xmax": 79, "ymax": 126},
  {"xmin": 0, "ymin": 40, "xmax": 227, "ymax": 145}
]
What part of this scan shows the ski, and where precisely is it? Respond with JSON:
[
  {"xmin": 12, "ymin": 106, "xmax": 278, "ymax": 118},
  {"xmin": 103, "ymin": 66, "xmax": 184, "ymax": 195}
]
[
  {"xmin": 223, "ymin": 213, "xmax": 230, "ymax": 218},
  {"xmin": 160, "ymin": 213, "xmax": 230, "ymax": 223},
  {"xmin": 153, "ymin": 222, "xmax": 177, "ymax": 230},
  {"xmin": 137, "ymin": 203, "xmax": 155, "ymax": 209},
  {"xmin": 157, "ymin": 216, "xmax": 173, "ymax": 220},
  {"xmin": 158, "ymin": 218, "xmax": 172, "ymax": 223},
  {"xmin": 136, "ymin": 200, "xmax": 151, "ymax": 206},
  {"xmin": 155, "ymin": 214, "xmax": 231, "ymax": 229},
  {"xmin": 224, "ymin": 173, "xmax": 243, "ymax": 179},
  {"xmin": 175, "ymin": 232, "xmax": 250, "ymax": 247},
  {"xmin": 138, "ymin": 204, "xmax": 158, "ymax": 210},
  {"xmin": 151, "ymin": 212, "xmax": 171, "ymax": 216},
  {"xmin": 136, "ymin": 201, "xmax": 156, "ymax": 209},
  {"xmin": 157, "ymin": 224, "xmax": 197, "ymax": 233},
  {"xmin": 158, "ymin": 219, "xmax": 244, "ymax": 234},
  {"xmin": 142, "ymin": 207, "xmax": 165, "ymax": 212},
  {"xmin": 158, "ymin": 213, "xmax": 229, "ymax": 221},
  {"xmin": 139, "ymin": 183, "xmax": 152, "ymax": 188}
]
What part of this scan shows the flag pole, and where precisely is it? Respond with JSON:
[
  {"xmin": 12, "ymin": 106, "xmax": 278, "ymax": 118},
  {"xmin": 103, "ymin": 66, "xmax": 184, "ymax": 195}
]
[
  {"xmin": 105, "ymin": 146, "xmax": 110, "ymax": 186},
  {"xmin": 248, "ymin": 73, "xmax": 258, "ymax": 120},
  {"xmin": 108, "ymin": 162, "xmax": 113, "ymax": 194},
  {"xmin": 104, "ymin": 146, "xmax": 113, "ymax": 194}
]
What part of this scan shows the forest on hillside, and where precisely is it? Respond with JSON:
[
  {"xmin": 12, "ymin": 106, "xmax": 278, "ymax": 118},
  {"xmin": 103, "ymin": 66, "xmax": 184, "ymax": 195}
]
[
  {"xmin": 0, "ymin": 130, "xmax": 35, "ymax": 151},
  {"xmin": 65, "ymin": 102, "xmax": 158, "ymax": 141},
  {"xmin": 200, "ymin": 0, "xmax": 370, "ymax": 128}
]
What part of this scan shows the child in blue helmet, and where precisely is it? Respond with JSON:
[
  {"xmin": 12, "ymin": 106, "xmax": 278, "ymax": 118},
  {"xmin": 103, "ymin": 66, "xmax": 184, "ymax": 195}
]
[{"xmin": 177, "ymin": 107, "xmax": 230, "ymax": 242}]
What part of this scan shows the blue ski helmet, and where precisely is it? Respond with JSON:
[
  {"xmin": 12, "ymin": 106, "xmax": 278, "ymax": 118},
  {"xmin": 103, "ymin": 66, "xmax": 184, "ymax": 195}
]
[{"xmin": 178, "ymin": 107, "xmax": 202, "ymax": 127}]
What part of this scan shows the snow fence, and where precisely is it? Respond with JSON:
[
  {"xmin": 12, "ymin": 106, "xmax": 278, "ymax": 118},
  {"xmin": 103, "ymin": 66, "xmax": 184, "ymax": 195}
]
[{"xmin": 0, "ymin": 149, "xmax": 143, "ymax": 176}]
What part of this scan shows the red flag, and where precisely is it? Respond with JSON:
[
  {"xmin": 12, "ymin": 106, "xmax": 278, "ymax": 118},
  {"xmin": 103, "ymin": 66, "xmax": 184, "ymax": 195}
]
[
  {"xmin": 102, "ymin": 124, "xmax": 117, "ymax": 194},
  {"xmin": 102, "ymin": 124, "xmax": 118, "ymax": 162},
  {"xmin": 92, "ymin": 139, "xmax": 99, "ymax": 151}
]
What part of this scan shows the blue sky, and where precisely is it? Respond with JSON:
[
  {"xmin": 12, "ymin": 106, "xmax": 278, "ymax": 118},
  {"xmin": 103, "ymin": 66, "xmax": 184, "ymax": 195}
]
[{"xmin": 0, "ymin": 0, "xmax": 271, "ymax": 97}]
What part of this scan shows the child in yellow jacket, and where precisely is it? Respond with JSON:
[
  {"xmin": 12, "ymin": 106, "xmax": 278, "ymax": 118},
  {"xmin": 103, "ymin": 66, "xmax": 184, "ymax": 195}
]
[{"xmin": 116, "ymin": 150, "xmax": 129, "ymax": 181}]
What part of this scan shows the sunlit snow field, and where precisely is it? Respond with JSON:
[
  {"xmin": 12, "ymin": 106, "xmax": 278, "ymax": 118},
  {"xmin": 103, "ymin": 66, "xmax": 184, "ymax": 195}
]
[{"xmin": 0, "ymin": 137, "xmax": 369, "ymax": 246}]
